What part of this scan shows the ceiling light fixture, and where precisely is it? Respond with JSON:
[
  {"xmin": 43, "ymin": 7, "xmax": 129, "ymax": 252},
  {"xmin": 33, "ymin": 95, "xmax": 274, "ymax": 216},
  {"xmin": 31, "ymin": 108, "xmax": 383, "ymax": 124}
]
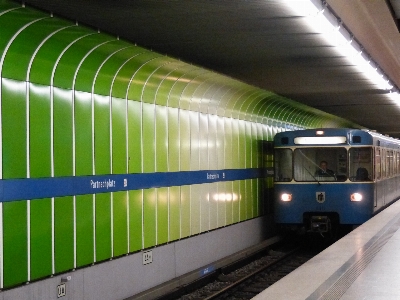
[{"xmin": 283, "ymin": 0, "xmax": 399, "ymax": 97}]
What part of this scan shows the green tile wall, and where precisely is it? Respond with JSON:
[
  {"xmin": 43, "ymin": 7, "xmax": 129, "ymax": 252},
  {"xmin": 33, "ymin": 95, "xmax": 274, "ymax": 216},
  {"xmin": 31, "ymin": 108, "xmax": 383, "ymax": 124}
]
[
  {"xmin": 180, "ymin": 185, "xmax": 191, "ymax": 239},
  {"xmin": 95, "ymin": 193, "xmax": 111, "ymax": 262},
  {"xmin": 94, "ymin": 94, "xmax": 110, "ymax": 175},
  {"xmin": 127, "ymin": 100, "xmax": 142, "ymax": 173},
  {"xmin": 113, "ymin": 191, "xmax": 128, "ymax": 257},
  {"xmin": 76, "ymin": 194, "xmax": 94, "ymax": 267},
  {"xmin": 129, "ymin": 189, "xmax": 143, "ymax": 252},
  {"xmin": 169, "ymin": 186, "xmax": 181, "ymax": 241},
  {"xmin": 29, "ymin": 84, "xmax": 51, "ymax": 178},
  {"xmin": 53, "ymin": 88, "xmax": 73, "ymax": 177},
  {"xmin": 209, "ymin": 182, "xmax": 218, "ymax": 230},
  {"xmin": 157, "ymin": 187, "xmax": 169, "ymax": 245},
  {"xmin": 2, "ymin": 79, "xmax": 26, "ymax": 179},
  {"xmin": 112, "ymin": 97, "xmax": 127, "ymax": 174},
  {"xmin": 30, "ymin": 198, "xmax": 52, "ymax": 280},
  {"xmin": 190, "ymin": 185, "xmax": 201, "ymax": 235},
  {"xmin": 143, "ymin": 189, "xmax": 156, "ymax": 248},
  {"xmin": 142, "ymin": 103, "xmax": 156, "ymax": 173},
  {"xmin": 168, "ymin": 107, "xmax": 180, "ymax": 172},
  {"xmin": 75, "ymin": 91, "xmax": 93, "ymax": 176},
  {"xmin": 3, "ymin": 201, "xmax": 27, "ymax": 287},
  {"xmin": 156, "ymin": 105, "xmax": 168, "ymax": 172},
  {"xmin": 54, "ymin": 196, "xmax": 74, "ymax": 273}
]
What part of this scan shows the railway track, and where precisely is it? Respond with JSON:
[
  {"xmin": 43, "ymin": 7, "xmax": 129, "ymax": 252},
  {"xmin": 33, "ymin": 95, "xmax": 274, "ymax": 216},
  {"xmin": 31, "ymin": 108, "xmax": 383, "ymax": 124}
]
[
  {"xmin": 180, "ymin": 248, "xmax": 313, "ymax": 300},
  {"xmin": 159, "ymin": 235, "xmax": 328, "ymax": 300}
]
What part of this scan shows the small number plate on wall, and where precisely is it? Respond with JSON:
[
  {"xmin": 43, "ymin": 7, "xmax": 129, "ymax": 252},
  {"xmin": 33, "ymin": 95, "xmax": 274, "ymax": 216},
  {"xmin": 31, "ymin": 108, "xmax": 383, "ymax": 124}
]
[
  {"xmin": 143, "ymin": 250, "xmax": 153, "ymax": 265},
  {"xmin": 57, "ymin": 283, "xmax": 66, "ymax": 298}
]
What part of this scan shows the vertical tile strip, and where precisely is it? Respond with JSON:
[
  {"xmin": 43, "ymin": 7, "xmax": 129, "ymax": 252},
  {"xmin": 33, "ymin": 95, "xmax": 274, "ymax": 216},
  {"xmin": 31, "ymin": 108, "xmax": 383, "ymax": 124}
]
[{"xmin": 0, "ymin": 203, "xmax": 2, "ymax": 288}]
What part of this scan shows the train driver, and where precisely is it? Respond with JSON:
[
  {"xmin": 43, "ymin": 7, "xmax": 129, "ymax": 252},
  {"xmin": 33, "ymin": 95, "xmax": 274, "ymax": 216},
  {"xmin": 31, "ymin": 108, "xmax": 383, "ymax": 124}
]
[{"xmin": 316, "ymin": 160, "xmax": 335, "ymax": 177}]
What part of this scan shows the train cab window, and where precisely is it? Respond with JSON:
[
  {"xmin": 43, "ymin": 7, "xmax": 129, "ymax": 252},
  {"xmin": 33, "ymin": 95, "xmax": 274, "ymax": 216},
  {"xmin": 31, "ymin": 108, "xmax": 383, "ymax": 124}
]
[
  {"xmin": 274, "ymin": 149, "xmax": 292, "ymax": 182},
  {"xmin": 349, "ymin": 148, "xmax": 373, "ymax": 181},
  {"xmin": 293, "ymin": 148, "xmax": 347, "ymax": 182}
]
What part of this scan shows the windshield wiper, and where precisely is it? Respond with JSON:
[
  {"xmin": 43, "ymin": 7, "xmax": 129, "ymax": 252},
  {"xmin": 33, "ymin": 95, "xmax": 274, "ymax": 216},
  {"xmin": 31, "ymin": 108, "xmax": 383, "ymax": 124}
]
[
  {"xmin": 297, "ymin": 150, "xmax": 321, "ymax": 184},
  {"xmin": 304, "ymin": 165, "xmax": 321, "ymax": 185}
]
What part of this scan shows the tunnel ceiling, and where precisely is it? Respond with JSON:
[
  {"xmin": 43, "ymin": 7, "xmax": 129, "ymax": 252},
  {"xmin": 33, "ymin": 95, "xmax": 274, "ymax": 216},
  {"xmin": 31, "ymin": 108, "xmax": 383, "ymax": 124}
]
[{"xmin": 17, "ymin": 0, "xmax": 400, "ymax": 137}]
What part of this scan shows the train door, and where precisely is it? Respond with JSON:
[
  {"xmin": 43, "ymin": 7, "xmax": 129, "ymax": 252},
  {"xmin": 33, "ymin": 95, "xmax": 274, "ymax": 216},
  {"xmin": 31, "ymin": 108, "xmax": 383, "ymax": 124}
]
[
  {"xmin": 382, "ymin": 148, "xmax": 387, "ymax": 206},
  {"xmin": 375, "ymin": 147, "xmax": 382, "ymax": 207}
]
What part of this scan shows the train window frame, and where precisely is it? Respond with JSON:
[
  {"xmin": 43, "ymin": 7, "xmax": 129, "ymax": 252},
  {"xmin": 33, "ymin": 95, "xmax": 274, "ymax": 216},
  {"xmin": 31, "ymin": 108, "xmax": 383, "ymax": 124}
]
[
  {"xmin": 387, "ymin": 150, "xmax": 394, "ymax": 177},
  {"xmin": 382, "ymin": 149, "xmax": 387, "ymax": 179},
  {"xmin": 349, "ymin": 147, "xmax": 373, "ymax": 182},
  {"xmin": 375, "ymin": 148, "xmax": 381, "ymax": 180},
  {"xmin": 274, "ymin": 148, "xmax": 293, "ymax": 182},
  {"xmin": 292, "ymin": 147, "xmax": 347, "ymax": 182}
]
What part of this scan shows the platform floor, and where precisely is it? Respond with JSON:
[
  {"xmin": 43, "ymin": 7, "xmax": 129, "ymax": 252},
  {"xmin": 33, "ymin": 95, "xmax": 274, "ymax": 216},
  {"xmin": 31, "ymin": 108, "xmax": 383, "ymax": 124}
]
[{"xmin": 253, "ymin": 200, "xmax": 400, "ymax": 300}]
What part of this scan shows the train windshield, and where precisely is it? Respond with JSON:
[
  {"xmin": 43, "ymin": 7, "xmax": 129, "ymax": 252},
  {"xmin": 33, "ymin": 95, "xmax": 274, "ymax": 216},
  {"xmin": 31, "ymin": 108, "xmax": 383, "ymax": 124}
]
[
  {"xmin": 349, "ymin": 147, "xmax": 373, "ymax": 181},
  {"xmin": 275, "ymin": 147, "xmax": 348, "ymax": 182},
  {"xmin": 275, "ymin": 147, "xmax": 374, "ymax": 182}
]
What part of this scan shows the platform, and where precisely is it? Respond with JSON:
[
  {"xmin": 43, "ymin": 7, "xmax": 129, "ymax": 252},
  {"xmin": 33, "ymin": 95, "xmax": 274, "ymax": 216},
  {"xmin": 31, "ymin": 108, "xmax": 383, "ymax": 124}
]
[{"xmin": 253, "ymin": 199, "xmax": 400, "ymax": 300}]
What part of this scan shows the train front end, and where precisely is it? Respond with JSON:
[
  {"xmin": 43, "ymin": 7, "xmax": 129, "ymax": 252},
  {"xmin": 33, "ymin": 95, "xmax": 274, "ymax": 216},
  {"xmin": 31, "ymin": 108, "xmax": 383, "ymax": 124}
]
[{"xmin": 274, "ymin": 129, "xmax": 374, "ymax": 234}]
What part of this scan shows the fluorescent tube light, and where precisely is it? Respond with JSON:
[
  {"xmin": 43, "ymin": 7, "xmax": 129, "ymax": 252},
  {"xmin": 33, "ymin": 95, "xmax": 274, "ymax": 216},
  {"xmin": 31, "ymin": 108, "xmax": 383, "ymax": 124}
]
[{"xmin": 282, "ymin": 0, "xmax": 397, "ymax": 92}]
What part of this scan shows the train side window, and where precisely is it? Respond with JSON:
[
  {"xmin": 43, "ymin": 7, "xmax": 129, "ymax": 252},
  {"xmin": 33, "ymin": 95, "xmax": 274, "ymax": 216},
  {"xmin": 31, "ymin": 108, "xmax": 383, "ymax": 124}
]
[
  {"xmin": 349, "ymin": 147, "xmax": 373, "ymax": 182},
  {"xmin": 382, "ymin": 149, "xmax": 387, "ymax": 179},
  {"xmin": 387, "ymin": 150, "xmax": 394, "ymax": 177},
  {"xmin": 375, "ymin": 148, "xmax": 381, "ymax": 180},
  {"xmin": 274, "ymin": 149, "xmax": 292, "ymax": 182}
]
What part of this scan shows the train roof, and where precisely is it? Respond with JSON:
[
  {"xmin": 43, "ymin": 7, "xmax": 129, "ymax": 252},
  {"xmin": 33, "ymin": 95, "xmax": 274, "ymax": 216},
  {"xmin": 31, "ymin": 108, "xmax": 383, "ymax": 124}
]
[{"xmin": 274, "ymin": 128, "xmax": 400, "ymax": 149}]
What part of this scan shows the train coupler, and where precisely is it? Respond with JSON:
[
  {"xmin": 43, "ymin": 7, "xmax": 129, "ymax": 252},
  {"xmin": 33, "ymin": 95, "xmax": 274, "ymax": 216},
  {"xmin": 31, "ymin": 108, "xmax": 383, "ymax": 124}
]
[{"xmin": 309, "ymin": 216, "xmax": 331, "ymax": 234}]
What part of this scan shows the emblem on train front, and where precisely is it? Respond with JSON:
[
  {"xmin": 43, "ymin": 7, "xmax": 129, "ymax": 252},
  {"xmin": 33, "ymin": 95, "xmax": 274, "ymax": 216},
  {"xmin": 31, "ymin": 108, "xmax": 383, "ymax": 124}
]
[{"xmin": 316, "ymin": 192, "xmax": 325, "ymax": 203}]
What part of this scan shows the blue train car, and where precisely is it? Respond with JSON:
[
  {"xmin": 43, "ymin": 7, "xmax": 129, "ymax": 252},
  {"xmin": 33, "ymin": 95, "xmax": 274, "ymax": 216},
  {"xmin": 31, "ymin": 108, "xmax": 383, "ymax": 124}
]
[{"xmin": 274, "ymin": 128, "xmax": 400, "ymax": 233}]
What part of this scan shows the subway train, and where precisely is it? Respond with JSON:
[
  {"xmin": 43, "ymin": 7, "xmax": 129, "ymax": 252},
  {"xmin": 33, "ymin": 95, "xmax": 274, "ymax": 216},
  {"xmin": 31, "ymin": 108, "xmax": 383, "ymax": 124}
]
[{"xmin": 274, "ymin": 128, "xmax": 400, "ymax": 234}]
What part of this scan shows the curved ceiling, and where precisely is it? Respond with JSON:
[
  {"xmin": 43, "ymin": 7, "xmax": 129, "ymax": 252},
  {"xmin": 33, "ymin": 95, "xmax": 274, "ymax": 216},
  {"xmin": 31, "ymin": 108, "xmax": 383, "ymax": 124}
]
[{"xmin": 18, "ymin": 0, "xmax": 400, "ymax": 137}]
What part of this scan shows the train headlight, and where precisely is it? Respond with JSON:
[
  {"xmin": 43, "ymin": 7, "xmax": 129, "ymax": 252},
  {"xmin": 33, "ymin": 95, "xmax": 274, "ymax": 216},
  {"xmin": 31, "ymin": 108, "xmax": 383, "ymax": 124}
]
[
  {"xmin": 350, "ymin": 193, "xmax": 363, "ymax": 202},
  {"xmin": 281, "ymin": 193, "xmax": 292, "ymax": 202}
]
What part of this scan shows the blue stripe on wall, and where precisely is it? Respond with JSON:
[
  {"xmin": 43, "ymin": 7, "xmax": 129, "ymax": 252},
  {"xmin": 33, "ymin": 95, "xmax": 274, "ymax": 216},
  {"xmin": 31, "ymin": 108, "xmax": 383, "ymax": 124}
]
[{"xmin": 0, "ymin": 168, "xmax": 264, "ymax": 202}]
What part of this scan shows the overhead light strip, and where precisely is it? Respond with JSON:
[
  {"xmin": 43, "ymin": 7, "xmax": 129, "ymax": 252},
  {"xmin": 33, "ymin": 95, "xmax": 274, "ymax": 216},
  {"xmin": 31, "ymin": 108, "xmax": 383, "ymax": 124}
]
[{"xmin": 283, "ymin": 0, "xmax": 400, "ymax": 100}]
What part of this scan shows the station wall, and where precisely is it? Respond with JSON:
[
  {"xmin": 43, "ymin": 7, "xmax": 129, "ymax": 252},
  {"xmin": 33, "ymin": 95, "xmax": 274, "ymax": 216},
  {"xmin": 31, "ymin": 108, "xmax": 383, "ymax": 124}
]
[{"xmin": 0, "ymin": 0, "xmax": 358, "ymax": 292}]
